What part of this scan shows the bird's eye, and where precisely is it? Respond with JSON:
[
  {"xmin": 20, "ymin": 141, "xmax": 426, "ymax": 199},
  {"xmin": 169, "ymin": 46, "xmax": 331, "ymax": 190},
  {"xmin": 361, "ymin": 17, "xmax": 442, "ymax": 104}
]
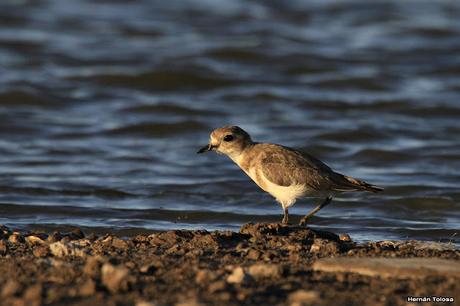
[{"xmin": 223, "ymin": 135, "xmax": 234, "ymax": 142}]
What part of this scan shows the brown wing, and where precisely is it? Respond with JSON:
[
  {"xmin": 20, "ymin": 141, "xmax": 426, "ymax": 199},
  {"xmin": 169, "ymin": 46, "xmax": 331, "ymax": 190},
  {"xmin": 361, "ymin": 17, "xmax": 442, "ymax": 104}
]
[
  {"xmin": 257, "ymin": 144, "xmax": 336, "ymax": 191},
  {"xmin": 257, "ymin": 144, "xmax": 383, "ymax": 193}
]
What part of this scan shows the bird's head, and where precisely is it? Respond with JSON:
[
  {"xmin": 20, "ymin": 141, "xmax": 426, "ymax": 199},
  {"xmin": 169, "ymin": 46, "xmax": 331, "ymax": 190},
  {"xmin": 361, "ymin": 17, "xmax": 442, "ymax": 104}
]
[{"xmin": 197, "ymin": 125, "xmax": 253, "ymax": 158}]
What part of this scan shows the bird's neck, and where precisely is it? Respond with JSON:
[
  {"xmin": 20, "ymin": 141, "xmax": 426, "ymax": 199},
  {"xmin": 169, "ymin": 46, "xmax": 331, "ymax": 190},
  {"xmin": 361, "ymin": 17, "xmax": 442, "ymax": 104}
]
[{"xmin": 228, "ymin": 142, "xmax": 256, "ymax": 171}]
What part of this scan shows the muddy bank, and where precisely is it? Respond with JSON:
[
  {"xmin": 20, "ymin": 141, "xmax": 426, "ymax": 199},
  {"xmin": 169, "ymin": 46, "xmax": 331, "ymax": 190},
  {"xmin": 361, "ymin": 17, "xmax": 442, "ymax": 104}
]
[{"xmin": 0, "ymin": 223, "xmax": 458, "ymax": 306}]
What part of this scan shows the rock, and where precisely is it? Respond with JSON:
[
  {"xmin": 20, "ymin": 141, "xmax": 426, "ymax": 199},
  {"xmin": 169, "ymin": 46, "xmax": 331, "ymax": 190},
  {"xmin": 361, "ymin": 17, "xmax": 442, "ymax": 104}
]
[
  {"xmin": 8, "ymin": 232, "xmax": 25, "ymax": 244},
  {"xmin": 0, "ymin": 240, "xmax": 8, "ymax": 255},
  {"xmin": 79, "ymin": 279, "xmax": 96, "ymax": 296},
  {"xmin": 247, "ymin": 263, "xmax": 282, "ymax": 279},
  {"xmin": 26, "ymin": 235, "xmax": 46, "ymax": 245},
  {"xmin": 339, "ymin": 234, "xmax": 352, "ymax": 242},
  {"xmin": 208, "ymin": 280, "xmax": 227, "ymax": 293},
  {"xmin": 309, "ymin": 239, "xmax": 340, "ymax": 254},
  {"xmin": 226, "ymin": 267, "xmax": 251, "ymax": 284},
  {"xmin": 195, "ymin": 269, "xmax": 218, "ymax": 284},
  {"xmin": 33, "ymin": 245, "xmax": 50, "ymax": 257},
  {"xmin": 49, "ymin": 241, "xmax": 87, "ymax": 257},
  {"xmin": 140, "ymin": 263, "xmax": 157, "ymax": 275},
  {"xmin": 112, "ymin": 237, "xmax": 129, "ymax": 249},
  {"xmin": 136, "ymin": 301, "xmax": 157, "ymax": 306},
  {"xmin": 2, "ymin": 280, "xmax": 22, "ymax": 297},
  {"xmin": 287, "ymin": 290, "xmax": 319, "ymax": 306},
  {"xmin": 246, "ymin": 249, "xmax": 261, "ymax": 260},
  {"xmin": 23, "ymin": 284, "xmax": 42, "ymax": 305},
  {"xmin": 101, "ymin": 263, "xmax": 130, "ymax": 293},
  {"xmin": 83, "ymin": 256, "xmax": 104, "ymax": 278},
  {"xmin": 312, "ymin": 257, "xmax": 460, "ymax": 279}
]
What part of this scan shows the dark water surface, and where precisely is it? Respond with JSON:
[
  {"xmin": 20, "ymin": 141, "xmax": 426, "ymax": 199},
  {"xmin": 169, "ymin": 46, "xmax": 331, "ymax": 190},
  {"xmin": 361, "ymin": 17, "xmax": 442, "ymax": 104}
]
[{"xmin": 0, "ymin": 0, "xmax": 459, "ymax": 244}]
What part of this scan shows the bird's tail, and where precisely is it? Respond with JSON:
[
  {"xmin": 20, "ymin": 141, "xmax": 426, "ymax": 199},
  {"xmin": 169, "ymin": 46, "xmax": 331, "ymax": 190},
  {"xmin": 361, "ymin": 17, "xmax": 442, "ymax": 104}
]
[{"xmin": 332, "ymin": 174, "xmax": 383, "ymax": 193}]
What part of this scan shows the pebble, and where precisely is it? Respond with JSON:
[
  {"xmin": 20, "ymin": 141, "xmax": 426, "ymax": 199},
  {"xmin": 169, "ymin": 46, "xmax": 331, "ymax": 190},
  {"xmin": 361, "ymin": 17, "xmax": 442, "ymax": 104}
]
[
  {"xmin": 101, "ymin": 262, "xmax": 130, "ymax": 293},
  {"xmin": 49, "ymin": 241, "xmax": 87, "ymax": 257},
  {"xmin": 287, "ymin": 290, "xmax": 319, "ymax": 306},
  {"xmin": 247, "ymin": 263, "xmax": 282, "ymax": 279},
  {"xmin": 2, "ymin": 280, "xmax": 22, "ymax": 297},
  {"xmin": 136, "ymin": 301, "xmax": 158, "ymax": 306},
  {"xmin": 26, "ymin": 235, "xmax": 46, "ymax": 245},
  {"xmin": 79, "ymin": 279, "xmax": 96, "ymax": 296},
  {"xmin": 112, "ymin": 237, "xmax": 129, "ymax": 249},
  {"xmin": 33, "ymin": 245, "xmax": 50, "ymax": 257},
  {"xmin": 23, "ymin": 284, "xmax": 43, "ymax": 305},
  {"xmin": 8, "ymin": 233, "xmax": 25, "ymax": 244},
  {"xmin": 339, "ymin": 234, "xmax": 352, "ymax": 242},
  {"xmin": 226, "ymin": 267, "xmax": 251, "ymax": 284},
  {"xmin": 140, "ymin": 263, "xmax": 156, "ymax": 275},
  {"xmin": 0, "ymin": 240, "xmax": 8, "ymax": 255},
  {"xmin": 195, "ymin": 269, "xmax": 217, "ymax": 284},
  {"xmin": 246, "ymin": 249, "xmax": 261, "ymax": 260},
  {"xmin": 83, "ymin": 256, "xmax": 104, "ymax": 278}
]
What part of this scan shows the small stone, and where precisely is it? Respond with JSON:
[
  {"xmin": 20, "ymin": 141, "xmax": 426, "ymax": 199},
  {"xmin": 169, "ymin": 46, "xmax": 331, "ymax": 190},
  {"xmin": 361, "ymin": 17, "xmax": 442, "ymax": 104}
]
[
  {"xmin": 79, "ymin": 279, "xmax": 96, "ymax": 296},
  {"xmin": 23, "ymin": 284, "xmax": 42, "ymax": 304},
  {"xmin": 226, "ymin": 267, "xmax": 251, "ymax": 284},
  {"xmin": 287, "ymin": 290, "xmax": 319, "ymax": 306},
  {"xmin": 0, "ymin": 240, "xmax": 8, "ymax": 255},
  {"xmin": 112, "ymin": 237, "xmax": 128, "ymax": 249},
  {"xmin": 195, "ymin": 269, "xmax": 218, "ymax": 284},
  {"xmin": 247, "ymin": 263, "xmax": 282, "ymax": 279},
  {"xmin": 140, "ymin": 263, "xmax": 156, "ymax": 274},
  {"xmin": 8, "ymin": 233, "xmax": 25, "ymax": 244},
  {"xmin": 339, "ymin": 234, "xmax": 352, "ymax": 242},
  {"xmin": 33, "ymin": 245, "xmax": 50, "ymax": 257},
  {"xmin": 2, "ymin": 280, "xmax": 22, "ymax": 297},
  {"xmin": 246, "ymin": 249, "xmax": 261, "ymax": 260},
  {"xmin": 309, "ymin": 239, "xmax": 339, "ymax": 254},
  {"xmin": 101, "ymin": 263, "xmax": 130, "ymax": 293},
  {"xmin": 49, "ymin": 241, "xmax": 87, "ymax": 257},
  {"xmin": 208, "ymin": 280, "xmax": 226, "ymax": 293},
  {"xmin": 26, "ymin": 235, "xmax": 46, "ymax": 245},
  {"xmin": 83, "ymin": 256, "xmax": 104, "ymax": 278},
  {"xmin": 136, "ymin": 301, "xmax": 157, "ymax": 306}
]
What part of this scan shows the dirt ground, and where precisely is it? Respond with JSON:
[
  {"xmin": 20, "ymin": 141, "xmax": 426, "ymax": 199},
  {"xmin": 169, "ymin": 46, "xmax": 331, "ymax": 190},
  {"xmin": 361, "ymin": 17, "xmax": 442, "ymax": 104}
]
[{"xmin": 0, "ymin": 223, "xmax": 458, "ymax": 306}]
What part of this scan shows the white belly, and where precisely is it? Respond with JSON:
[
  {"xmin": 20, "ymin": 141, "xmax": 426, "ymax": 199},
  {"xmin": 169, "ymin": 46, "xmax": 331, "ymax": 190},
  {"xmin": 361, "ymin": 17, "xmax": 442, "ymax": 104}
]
[{"xmin": 244, "ymin": 166, "xmax": 310, "ymax": 208}]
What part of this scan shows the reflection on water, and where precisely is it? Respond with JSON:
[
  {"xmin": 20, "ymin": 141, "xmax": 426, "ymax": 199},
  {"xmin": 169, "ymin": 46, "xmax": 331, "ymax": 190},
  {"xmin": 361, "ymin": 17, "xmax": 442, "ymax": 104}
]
[{"xmin": 0, "ymin": 0, "xmax": 459, "ymax": 244}]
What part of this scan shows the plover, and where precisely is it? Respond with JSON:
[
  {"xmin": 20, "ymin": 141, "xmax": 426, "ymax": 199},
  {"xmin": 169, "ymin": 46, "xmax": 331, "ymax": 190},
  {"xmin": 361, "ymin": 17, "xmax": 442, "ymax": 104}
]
[{"xmin": 197, "ymin": 125, "xmax": 383, "ymax": 225}]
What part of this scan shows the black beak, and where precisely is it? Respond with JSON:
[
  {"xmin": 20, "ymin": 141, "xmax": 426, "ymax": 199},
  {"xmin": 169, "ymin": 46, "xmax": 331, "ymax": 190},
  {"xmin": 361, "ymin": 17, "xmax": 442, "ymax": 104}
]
[{"xmin": 197, "ymin": 144, "xmax": 214, "ymax": 154}]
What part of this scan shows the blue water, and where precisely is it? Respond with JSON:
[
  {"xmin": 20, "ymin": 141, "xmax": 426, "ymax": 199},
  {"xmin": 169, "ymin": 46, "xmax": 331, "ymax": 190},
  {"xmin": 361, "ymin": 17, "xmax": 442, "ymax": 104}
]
[{"xmin": 0, "ymin": 0, "xmax": 459, "ymax": 244}]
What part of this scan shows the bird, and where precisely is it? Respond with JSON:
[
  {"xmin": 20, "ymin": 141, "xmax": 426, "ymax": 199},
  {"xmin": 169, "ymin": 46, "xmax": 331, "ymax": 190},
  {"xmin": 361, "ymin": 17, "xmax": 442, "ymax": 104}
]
[{"xmin": 197, "ymin": 125, "xmax": 383, "ymax": 225}]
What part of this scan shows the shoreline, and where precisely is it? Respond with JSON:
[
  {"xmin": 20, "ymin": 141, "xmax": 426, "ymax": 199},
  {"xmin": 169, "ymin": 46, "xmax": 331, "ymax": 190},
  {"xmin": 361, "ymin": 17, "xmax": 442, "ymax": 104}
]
[{"xmin": 0, "ymin": 223, "xmax": 459, "ymax": 306}]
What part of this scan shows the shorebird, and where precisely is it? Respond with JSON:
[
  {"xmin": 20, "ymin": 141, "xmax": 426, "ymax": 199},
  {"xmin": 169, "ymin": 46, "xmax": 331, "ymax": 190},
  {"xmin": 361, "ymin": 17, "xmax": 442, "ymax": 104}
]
[{"xmin": 197, "ymin": 125, "xmax": 382, "ymax": 225}]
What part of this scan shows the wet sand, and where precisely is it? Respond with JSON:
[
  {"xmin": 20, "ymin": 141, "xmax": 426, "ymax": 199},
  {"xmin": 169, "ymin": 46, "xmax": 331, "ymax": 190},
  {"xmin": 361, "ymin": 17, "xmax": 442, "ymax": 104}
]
[{"xmin": 0, "ymin": 223, "xmax": 458, "ymax": 306}]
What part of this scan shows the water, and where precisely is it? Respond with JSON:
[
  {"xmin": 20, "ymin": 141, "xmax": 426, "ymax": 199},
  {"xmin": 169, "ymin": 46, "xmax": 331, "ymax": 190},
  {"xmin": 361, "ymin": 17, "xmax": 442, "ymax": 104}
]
[{"xmin": 0, "ymin": 0, "xmax": 459, "ymax": 244}]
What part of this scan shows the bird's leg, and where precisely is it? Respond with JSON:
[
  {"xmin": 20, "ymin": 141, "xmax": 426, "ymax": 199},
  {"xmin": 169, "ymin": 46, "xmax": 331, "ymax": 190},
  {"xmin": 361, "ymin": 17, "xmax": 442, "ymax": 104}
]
[
  {"xmin": 282, "ymin": 207, "xmax": 289, "ymax": 224},
  {"xmin": 299, "ymin": 196, "xmax": 332, "ymax": 226}
]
